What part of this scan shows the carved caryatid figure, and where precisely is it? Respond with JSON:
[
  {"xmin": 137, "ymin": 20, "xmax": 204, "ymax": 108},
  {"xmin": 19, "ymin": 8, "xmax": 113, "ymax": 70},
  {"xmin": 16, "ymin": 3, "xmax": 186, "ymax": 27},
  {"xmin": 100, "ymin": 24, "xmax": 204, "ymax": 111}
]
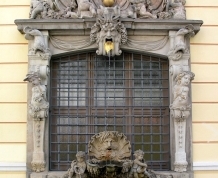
[
  {"xmin": 170, "ymin": 71, "xmax": 194, "ymax": 121},
  {"xmin": 62, "ymin": 151, "xmax": 87, "ymax": 178},
  {"xmin": 24, "ymin": 71, "xmax": 48, "ymax": 172},
  {"xmin": 24, "ymin": 72, "xmax": 49, "ymax": 120}
]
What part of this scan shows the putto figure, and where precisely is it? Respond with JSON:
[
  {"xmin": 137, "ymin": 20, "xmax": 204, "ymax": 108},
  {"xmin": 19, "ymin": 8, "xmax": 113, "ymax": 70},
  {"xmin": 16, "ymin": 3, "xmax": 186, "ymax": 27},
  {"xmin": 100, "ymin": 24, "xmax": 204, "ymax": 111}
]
[
  {"xmin": 170, "ymin": 71, "xmax": 194, "ymax": 121},
  {"xmin": 129, "ymin": 0, "xmax": 157, "ymax": 19},
  {"xmin": 30, "ymin": 0, "xmax": 44, "ymax": 19},
  {"xmin": 24, "ymin": 72, "xmax": 49, "ymax": 120},
  {"xmin": 63, "ymin": 151, "xmax": 87, "ymax": 178},
  {"xmin": 131, "ymin": 149, "xmax": 151, "ymax": 178},
  {"xmin": 170, "ymin": 0, "xmax": 186, "ymax": 19}
]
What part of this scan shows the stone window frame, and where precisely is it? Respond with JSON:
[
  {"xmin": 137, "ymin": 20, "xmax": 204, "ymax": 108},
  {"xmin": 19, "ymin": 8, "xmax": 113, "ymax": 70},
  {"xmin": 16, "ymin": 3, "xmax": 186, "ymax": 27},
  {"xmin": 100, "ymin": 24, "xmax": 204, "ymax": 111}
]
[{"xmin": 15, "ymin": 19, "xmax": 202, "ymax": 178}]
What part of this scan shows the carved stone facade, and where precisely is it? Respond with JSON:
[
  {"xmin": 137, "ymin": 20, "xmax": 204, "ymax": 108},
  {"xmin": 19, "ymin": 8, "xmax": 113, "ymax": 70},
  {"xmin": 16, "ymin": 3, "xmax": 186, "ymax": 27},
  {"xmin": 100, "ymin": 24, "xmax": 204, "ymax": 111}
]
[
  {"xmin": 29, "ymin": 0, "xmax": 186, "ymax": 20},
  {"xmin": 15, "ymin": 0, "xmax": 203, "ymax": 177}
]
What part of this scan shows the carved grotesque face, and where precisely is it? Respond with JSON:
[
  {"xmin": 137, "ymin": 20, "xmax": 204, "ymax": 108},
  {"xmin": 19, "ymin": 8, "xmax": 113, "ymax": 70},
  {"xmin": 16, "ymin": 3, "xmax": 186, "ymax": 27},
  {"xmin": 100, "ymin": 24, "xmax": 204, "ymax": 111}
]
[
  {"xmin": 102, "ymin": 137, "xmax": 118, "ymax": 151},
  {"xmin": 180, "ymin": 75, "xmax": 190, "ymax": 86},
  {"xmin": 100, "ymin": 23, "xmax": 120, "ymax": 44}
]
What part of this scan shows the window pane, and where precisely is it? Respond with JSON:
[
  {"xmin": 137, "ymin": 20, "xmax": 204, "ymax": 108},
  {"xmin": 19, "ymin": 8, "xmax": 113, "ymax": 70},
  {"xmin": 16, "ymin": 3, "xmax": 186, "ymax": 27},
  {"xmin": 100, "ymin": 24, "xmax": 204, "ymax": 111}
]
[{"xmin": 50, "ymin": 52, "xmax": 170, "ymax": 171}]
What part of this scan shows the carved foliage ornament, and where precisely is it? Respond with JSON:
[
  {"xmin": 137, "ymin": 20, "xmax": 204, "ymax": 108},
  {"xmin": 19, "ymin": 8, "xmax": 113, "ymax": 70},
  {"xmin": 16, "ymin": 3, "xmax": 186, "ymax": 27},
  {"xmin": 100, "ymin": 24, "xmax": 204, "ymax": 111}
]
[{"xmin": 29, "ymin": 0, "xmax": 186, "ymax": 20}]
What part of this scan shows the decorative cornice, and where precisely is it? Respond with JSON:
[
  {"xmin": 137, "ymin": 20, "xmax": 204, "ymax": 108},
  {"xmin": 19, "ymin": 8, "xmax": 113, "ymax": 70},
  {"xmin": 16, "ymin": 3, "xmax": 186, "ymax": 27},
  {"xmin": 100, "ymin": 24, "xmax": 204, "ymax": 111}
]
[
  {"xmin": 1, "ymin": 162, "xmax": 218, "ymax": 172},
  {"xmin": 193, "ymin": 162, "xmax": 218, "ymax": 171},
  {"xmin": 14, "ymin": 19, "xmax": 203, "ymax": 34},
  {"xmin": 0, "ymin": 162, "xmax": 26, "ymax": 172}
]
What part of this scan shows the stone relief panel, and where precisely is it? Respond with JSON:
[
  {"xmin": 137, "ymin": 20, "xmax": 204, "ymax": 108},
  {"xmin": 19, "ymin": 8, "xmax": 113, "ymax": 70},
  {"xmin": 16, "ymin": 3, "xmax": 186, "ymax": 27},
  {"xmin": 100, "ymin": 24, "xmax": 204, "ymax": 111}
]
[{"xmin": 29, "ymin": 0, "xmax": 187, "ymax": 20}]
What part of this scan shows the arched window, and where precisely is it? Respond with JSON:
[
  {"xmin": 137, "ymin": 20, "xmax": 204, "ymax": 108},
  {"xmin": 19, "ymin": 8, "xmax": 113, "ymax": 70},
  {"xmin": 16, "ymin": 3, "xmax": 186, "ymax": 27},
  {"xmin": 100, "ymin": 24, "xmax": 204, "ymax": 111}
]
[{"xmin": 50, "ymin": 51, "xmax": 170, "ymax": 171}]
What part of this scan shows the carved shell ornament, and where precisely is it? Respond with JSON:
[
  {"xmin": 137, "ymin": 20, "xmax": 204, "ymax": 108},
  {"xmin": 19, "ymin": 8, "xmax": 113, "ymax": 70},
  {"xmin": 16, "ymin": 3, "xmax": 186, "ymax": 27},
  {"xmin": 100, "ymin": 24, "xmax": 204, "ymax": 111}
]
[{"xmin": 88, "ymin": 131, "xmax": 131, "ymax": 161}]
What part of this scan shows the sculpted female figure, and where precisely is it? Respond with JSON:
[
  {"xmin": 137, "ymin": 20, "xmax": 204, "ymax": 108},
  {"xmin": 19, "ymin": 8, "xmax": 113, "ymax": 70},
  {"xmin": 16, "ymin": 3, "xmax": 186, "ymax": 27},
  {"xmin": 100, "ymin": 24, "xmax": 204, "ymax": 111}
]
[
  {"xmin": 24, "ymin": 72, "xmax": 49, "ymax": 120},
  {"xmin": 170, "ymin": 71, "xmax": 194, "ymax": 120}
]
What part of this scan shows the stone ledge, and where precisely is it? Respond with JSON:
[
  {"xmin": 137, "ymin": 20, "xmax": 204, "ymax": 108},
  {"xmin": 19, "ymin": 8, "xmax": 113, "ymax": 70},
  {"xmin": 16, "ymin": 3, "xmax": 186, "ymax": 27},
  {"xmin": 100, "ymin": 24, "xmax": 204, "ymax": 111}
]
[
  {"xmin": 0, "ymin": 162, "xmax": 26, "ymax": 172},
  {"xmin": 14, "ymin": 19, "xmax": 203, "ymax": 35}
]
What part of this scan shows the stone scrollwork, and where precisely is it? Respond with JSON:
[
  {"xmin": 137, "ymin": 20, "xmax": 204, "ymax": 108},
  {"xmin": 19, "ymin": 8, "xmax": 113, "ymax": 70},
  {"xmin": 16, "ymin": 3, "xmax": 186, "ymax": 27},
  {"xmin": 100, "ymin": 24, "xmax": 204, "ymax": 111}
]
[
  {"xmin": 168, "ymin": 25, "xmax": 195, "ymax": 61},
  {"xmin": 24, "ymin": 26, "xmax": 51, "ymax": 60},
  {"xmin": 24, "ymin": 69, "xmax": 49, "ymax": 173}
]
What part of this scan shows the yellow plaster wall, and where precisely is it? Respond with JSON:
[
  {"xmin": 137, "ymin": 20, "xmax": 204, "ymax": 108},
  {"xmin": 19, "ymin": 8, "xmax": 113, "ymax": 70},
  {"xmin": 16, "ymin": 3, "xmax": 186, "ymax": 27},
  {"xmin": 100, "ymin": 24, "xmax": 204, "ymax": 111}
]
[
  {"xmin": 187, "ymin": 1, "xmax": 218, "ymax": 177},
  {"xmin": 0, "ymin": 0, "xmax": 218, "ymax": 178},
  {"xmin": 0, "ymin": 1, "xmax": 29, "ymax": 178}
]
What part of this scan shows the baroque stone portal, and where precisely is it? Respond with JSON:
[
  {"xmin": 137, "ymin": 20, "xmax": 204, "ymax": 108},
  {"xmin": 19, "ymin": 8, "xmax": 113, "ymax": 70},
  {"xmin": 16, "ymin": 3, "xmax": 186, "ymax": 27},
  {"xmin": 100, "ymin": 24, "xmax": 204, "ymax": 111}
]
[{"xmin": 15, "ymin": 0, "xmax": 203, "ymax": 176}]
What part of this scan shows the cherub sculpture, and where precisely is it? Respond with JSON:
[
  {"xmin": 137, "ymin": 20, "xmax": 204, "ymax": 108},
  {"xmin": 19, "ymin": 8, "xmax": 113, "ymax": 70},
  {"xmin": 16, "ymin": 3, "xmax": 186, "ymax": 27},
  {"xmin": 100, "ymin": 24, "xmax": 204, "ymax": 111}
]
[
  {"xmin": 170, "ymin": 0, "xmax": 186, "ymax": 19},
  {"xmin": 64, "ymin": 151, "xmax": 87, "ymax": 178},
  {"xmin": 77, "ymin": 0, "xmax": 97, "ymax": 18},
  {"xmin": 30, "ymin": 0, "xmax": 44, "ymax": 19},
  {"xmin": 24, "ymin": 72, "xmax": 49, "ymax": 120},
  {"xmin": 131, "ymin": 150, "xmax": 151, "ymax": 178},
  {"xmin": 170, "ymin": 71, "xmax": 195, "ymax": 121},
  {"xmin": 129, "ymin": 0, "xmax": 156, "ymax": 19}
]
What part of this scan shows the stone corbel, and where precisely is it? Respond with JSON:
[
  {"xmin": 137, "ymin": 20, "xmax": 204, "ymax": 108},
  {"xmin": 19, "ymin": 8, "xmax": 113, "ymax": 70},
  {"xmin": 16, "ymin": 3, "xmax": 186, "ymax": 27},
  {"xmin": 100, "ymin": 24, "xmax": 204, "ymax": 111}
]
[
  {"xmin": 168, "ymin": 25, "xmax": 195, "ymax": 61},
  {"xmin": 24, "ymin": 26, "xmax": 51, "ymax": 61}
]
